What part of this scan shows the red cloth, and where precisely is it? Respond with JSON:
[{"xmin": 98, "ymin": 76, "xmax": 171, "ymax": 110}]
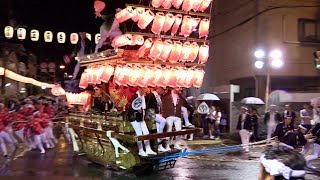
[
  {"xmin": 12, "ymin": 112, "xmax": 28, "ymax": 132},
  {"xmin": 30, "ymin": 117, "xmax": 45, "ymax": 135}
]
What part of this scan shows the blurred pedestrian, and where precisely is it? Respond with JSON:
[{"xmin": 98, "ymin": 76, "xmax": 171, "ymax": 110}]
[
  {"xmin": 249, "ymin": 107, "xmax": 260, "ymax": 142},
  {"xmin": 236, "ymin": 106, "xmax": 252, "ymax": 152},
  {"xmin": 264, "ymin": 105, "xmax": 282, "ymax": 142},
  {"xmin": 220, "ymin": 109, "xmax": 228, "ymax": 133},
  {"xmin": 300, "ymin": 103, "xmax": 313, "ymax": 132}
]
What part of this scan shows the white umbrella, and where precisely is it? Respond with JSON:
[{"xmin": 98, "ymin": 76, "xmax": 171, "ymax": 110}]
[
  {"xmin": 196, "ymin": 93, "xmax": 220, "ymax": 101},
  {"xmin": 241, "ymin": 97, "xmax": 265, "ymax": 105}
]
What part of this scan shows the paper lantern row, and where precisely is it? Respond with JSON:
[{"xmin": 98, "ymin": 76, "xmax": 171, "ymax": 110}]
[
  {"xmin": 66, "ymin": 92, "xmax": 91, "ymax": 105},
  {"xmin": 51, "ymin": 85, "xmax": 66, "ymax": 96},
  {"xmin": 115, "ymin": 7, "xmax": 209, "ymax": 37},
  {"xmin": 151, "ymin": 0, "xmax": 212, "ymax": 12},
  {"xmin": 79, "ymin": 65, "xmax": 205, "ymax": 88},
  {"xmin": 3, "ymin": 26, "xmax": 100, "ymax": 44},
  {"xmin": 112, "ymin": 35, "xmax": 209, "ymax": 64}
]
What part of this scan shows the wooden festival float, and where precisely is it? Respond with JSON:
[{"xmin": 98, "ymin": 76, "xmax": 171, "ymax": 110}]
[{"xmin": 60, "ymin": 0, "xmax": 213, "ymax": 172}]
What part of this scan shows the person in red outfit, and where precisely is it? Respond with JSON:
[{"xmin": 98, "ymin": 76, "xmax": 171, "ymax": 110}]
[
  {"xmin": 29, "ymin": 111, "xmax": 50, "ymax": 154},
  {"xmin": 42, "ymin": 102, "xmax": 58, "ymax": 147},
  {"xmin": 0, "ymin": 103, "xmax": 16, "ymax": 157}
]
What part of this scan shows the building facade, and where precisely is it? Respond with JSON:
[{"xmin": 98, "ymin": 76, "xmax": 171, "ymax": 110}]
[{"xmin": 205, "ymin": 0, "xmax": 320, "ymax": 100}]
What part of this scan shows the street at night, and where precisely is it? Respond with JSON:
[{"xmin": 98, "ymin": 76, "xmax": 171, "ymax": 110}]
[{"xmin": 1, "ymin": 0, "xmax": 320, "ymax": 179}]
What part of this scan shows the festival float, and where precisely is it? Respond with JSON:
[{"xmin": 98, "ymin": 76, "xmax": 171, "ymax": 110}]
[{"xmin": 60, "ymin": 0, "xmax": 213, "ymax": 172}]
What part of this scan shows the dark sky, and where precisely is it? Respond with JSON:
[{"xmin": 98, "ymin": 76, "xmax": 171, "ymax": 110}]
[{"xmin": 0, "ymin": 0, "xmax": 127, "ymax": 33}]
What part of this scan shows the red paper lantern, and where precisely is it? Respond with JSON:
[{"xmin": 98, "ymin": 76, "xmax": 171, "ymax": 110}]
[
  {"xmin": 99, "ymin": 65, "xmax": 114, "ymax": 83},
  {"xmin": 115, "ymin": 6, "xmax": 135, "ymax": 23},
  {"xmin": 189, "ymin": 42, "xmax": 200, "ymax": 62},
  {"xmin": 198, "ymin": 0, "xmax": 212, "ymax": 12},
  {"xmin": 162, "ymin": 13, "xmax": 175, "ymax": 33},
  {"xmin": 168, "ymin": 68, "xmax": 178, "ymax": 87},
  {"xmin": 66, "ymin": 92, "xmax": 91, "ymax": 105},
  {"xmin": 128, "ymin": 66, "xmax": 143, "ymax": 87},
  {"xmin": 138, "ymin": 10, "xmax": 155, "ymax": 29},
  {"xmin": 151, "ymin": 12, "xmax": 166, "ymax": 34},
  {"xmin": 159, "ymin": 40, "xmax": 173, "ymax": 62},
  {"xmin": 192, "ymin": 0, "xmax": 203, "ymax": 12},
  {"xmin": 151, "ymin": 67, "xmax": 163, "ymax": 87},
  {"xmin": 172, "ymin": 0, "xmax": 184, "ymax": 9},
  {"xmin": 139, "ymin": 66, "xmax": 155, "ymax": 87},
  {"xmin": 171, "ymin": 14, "xmax": 183, "ymax": 36},
  {"xmin": 152, "ymin": 0, "xmax": 165, "ymax": 8},
  {"xmin": 131, "ymin": 7, "xmax": 145, "ymax": 22},
  {"xmin": 167, "ymin": 41, "xmax": 183, "ymax": 63},
  {"xmin": 180, "ymin": 16, "xmax": 193, "ymax": 37},
  {"xmin": 199, "ymin": 44, "xmax": 209, "ymax": 64},
  {"xmin": 162, "ymin": 0, "xmax": 173, "ymax": 9},
  {"xmin": 51, "ymin": 85, "xmax": 66, "ymax": 96},
  {"xmin": 112, "ymin": 34, "xmax": 133, "ymax": 48},
  {"xmin": 137, "ymin": 38, "xmax": 153, "ymax": 58},
  {"xmin": 86, "ymin": 66, "xmax": 104, "ymax": 84},
  {"xmin": 182, "ymin": 0, "xmax": 195, "ymax": 12},
  {"xmin": 192, "ymin": 69, "xmax": 205, "ymax": 88},
  {"xmin": 191, "ymin": 17, "xmax": 201, "ymax": 31},
  {"xmin": 199, "ymin": 18, "xmax": 210, "ymax": 38},
  {"xmin": 148, "ymin": 39, "xmax": 164, "ymax": 61},
  {"xmin": 79, "ymin": 72, "xmax": 89, "ymax": 89},
  {"xmin": 114, "ymin": 65, "xmax": 131, "ymax": 86},
  {"xmin": 162, "ymin": 68, "xmax": 174, "ymax": 87},
  {"xmin": 184, "ymin": 69, "xmax": 195, "ymax": 88},
  {"xmin": 94, "ymin": 0, "xmax": 106, "ymax": 17},
  {"xmin": 132, "ymin": 35, "xmax": 144, "ymax": 45},
  {"xmin": 180, "ymin": 42, "xmax": 192, "ymax": 62}
]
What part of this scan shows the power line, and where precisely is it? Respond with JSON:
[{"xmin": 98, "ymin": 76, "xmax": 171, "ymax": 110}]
[{"xmin": 209, "ymin": 5, "xmax": 320, "ymax": 39}]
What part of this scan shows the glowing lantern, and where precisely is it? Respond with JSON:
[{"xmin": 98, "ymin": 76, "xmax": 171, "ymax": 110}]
[
  {"xmin": 128, "ymin": 66, "xmax": 143, "ymax": 86},
  {"xmin": 86, "ymin": 33, "xmax": 92, "ymax": 41},
  {"xmin": 66, "ymin": 92, "xmax": 91, "ymax": 105},
  {"xmin": 137, "ymin": 38, "xmax": 153, "ymax": 58},
  {"xmin": 114, "ymin": 66, "xmax": 131, "ymax": 86},
  {"xmin": 171, "ymin": 14, "xmax": 183, "ymax": 36},
  {"xmin": 99, "ymin": 65, "xmax": 114, "ymax": 83},
  {"xmin": 152, "ymin": 0, "xmax": 164, "ymax": 8},
  {"xmin": 180, "ymin": 42, "xmax": 192, "ymax": 62},
  {"xmin": 182, "ymin": 0, "xmax": 195, "ymax": 12},
  {"xmin": 30, "ymin": 29, "xmax": 39, "ymax": 41},
  {"xmin": 112, "ymin": 34, "xmax": 133, "ymax": 48},
  {"xmin": 162, "ymin": 0, "xmax": 173, "ymax": 9},
  {"xmin": 17, "ymin": 28, "xmax": 26, "ymax": 40},
  {"xmin": 140, "ymin": 66, "xmax": 155, "ymax": 87},
  {"xmin": 192, "ymin": 69, "xmax": 205, "ymax": 88},
  {"xmin": 138, "ymin": 10, "xmax": 155, "ymax": 29},
  {"xmin": 191, "ymin": 18, "xmax": 201, "ymax": 31},
  {"xmin": 168, "ymin": 68, "xmax": 178, "ymax": 87},
  {"xmin": 131, "ymin": 7, "xmax": 145, "ymax": 22},
  {"xmin": 192, "ymin": 0, "xmax": 203, "ymax": 12},
  {"xmin": 4, "ymin": 26, "xmax": 14, "ymax": 39},
  {"xmin": 95, "ymin": 33, "xmax": 101, "ymax": 44},
  {"xmin": 189, "ymin": 42, "xmax": 200, "ymax": 62},
  {"xmin": 132, "ymin": 35, "xmax": 144, "ymax": 45},
  {"xmin": 199, "ymin": 44, "xmax": 209, "ymax": 64},
  {"xmin": 148, "ymin": 39, "xmax": 164, "ymax": 61},
  {"xmin": 114, "ymin": 66, "xmax": 124, "ymax": 86},
  {"xmin": 172, "ymin": 0, "xmax": 184, "ymax": 9},
  {"xmin": 115, "ymin": 6, "xmax": 135, "ymax": 23},
  {"xmin": 44, "ymin": 31, "xmax": 53, "ymax": 42},
  {"xmin": 184, "ymin": 69, "xmax": 195, "ymax": 88},
  {"xmin": 94, "ymin": 0, "xmax": 106, "ymax": 17},
  {"xmin": 161, "ymin": 68, "xmax": 173, "ymax": 87},
  {"xmin": 199, "ymin": 19, "xmax": 210, "ymax": 38},
  {"xmin": 176, "ymin": 68, "xmax": 188, "ymax": 87},
  {"xmin": 70, "ymin": 33, "xmax": 79, "ymax": 44},
  {"xmin": 51, "ymin": 85, "xmax": 66, "ymax": 96},
  {"xmin": 180, "ymin": 16, "xmax": 196, "ymax": 37},
  {"xmin": 151, "ymin": 12, "xmax": 166, "ymax": 34},
  {"xmin": 79, "ymin": 72, "xmax": 89, "ymax": 89},
  {"xmin": 162, "ymin": 13, "xmax": 175, "ymax": 33},
  {"xmin": 86, "ymin": 66, "xmax": 104, "ymax": 84},
  {"xmin": 168, "ymin": 41, "xmax": 183, "ymax": 63},
  {"xmin": 198, "ymin": 0, "xmax": 212, "ymax": 12},
  {"xmin": 57, "ymin": 32, "xmax": 66, "ymax": 43},
  {"xmin": 159, "ymin": 40, "xmax": 173, "ymax": 62},
  {"xmin": 151, "ymin": 67, "xmax": 163, "ymax": 87}
]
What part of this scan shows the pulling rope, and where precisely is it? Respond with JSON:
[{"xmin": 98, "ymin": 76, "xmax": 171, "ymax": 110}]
[{"xmin": 149, "ymin": 137, "xmax": 276, "ymax": 163}]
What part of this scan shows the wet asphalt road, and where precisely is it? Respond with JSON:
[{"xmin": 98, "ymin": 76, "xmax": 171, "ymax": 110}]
[{"xmin": 0, "ymin": 138, "xmax": 319, "ymax": 180}]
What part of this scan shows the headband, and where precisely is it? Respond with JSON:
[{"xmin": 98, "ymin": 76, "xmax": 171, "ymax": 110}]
[{"xmin": 260, "ymin": 154, "xmax": 305, "ymax": 179}]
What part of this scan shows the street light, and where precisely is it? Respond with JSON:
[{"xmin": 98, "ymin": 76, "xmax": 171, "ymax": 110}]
[
  {"xmin": 5, "ymin": 83, "xmax": 11, "ymax": 87},
  {"xmin": 59, "ymin": 65, "xmax": 65, "ymax": 69},
  {"xmin": 254, "ymin": 49, "xmax": 284, "ymax": 109}
]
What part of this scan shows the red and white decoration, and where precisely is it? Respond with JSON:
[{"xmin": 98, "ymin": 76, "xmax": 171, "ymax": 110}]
[{"xmin": 66, "ymin": 92, "xmax": 91, "ymax": 105}]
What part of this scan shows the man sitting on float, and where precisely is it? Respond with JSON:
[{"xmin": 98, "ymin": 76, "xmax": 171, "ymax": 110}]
[
  {"xmin": 128, "ymin": 87, "xmax": 157, "ymax": 157},
  {"xmin": 161, "ymin": 88, "xmax": 190, "ymax": 150}
]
